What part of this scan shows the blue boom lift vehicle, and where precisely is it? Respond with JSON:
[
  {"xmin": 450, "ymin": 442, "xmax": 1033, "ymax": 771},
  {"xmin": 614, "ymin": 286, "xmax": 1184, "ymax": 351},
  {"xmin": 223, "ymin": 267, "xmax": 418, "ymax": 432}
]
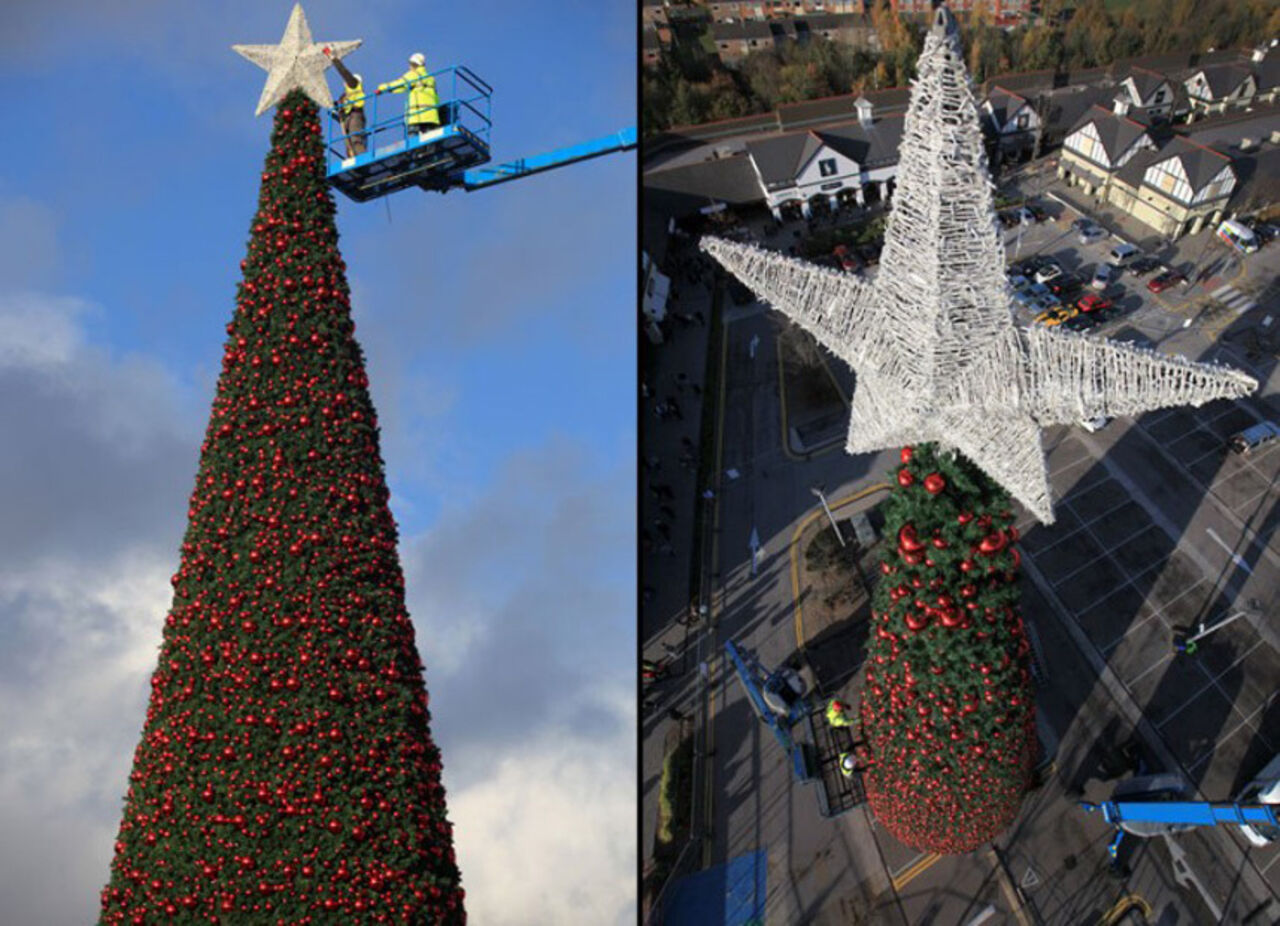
[
  {"xmin": 724, "ymin": 640, "xmax": 866, "ymax": 819},
  {"xmin": 323, "ymin": 65, "xmax": 635, "ymax": 202}
]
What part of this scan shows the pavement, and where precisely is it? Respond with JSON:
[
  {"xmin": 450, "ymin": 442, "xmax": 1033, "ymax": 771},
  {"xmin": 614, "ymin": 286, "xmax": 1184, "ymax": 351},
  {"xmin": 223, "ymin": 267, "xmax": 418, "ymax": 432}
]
[{"xmin": 642, "ymin": 185, "xmax": 1280, "ymax": 924}]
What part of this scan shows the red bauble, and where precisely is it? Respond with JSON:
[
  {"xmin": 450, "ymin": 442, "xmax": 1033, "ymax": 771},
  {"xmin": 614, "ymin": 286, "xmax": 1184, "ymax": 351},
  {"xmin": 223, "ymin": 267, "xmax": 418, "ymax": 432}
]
[
  {"xmin": 897, "ymin": 467, "xmax": 914, "ymax": 487},
  {"xmin": 900, "ymin": 446, "xmax": 914, "ymax": 464},
  {"xmin": 898, "ymin": 525, "xmax": 924, "ymax": 552},
  {"xmin": 923, "ymin": 473, "xmax": 946, "ymax": 495}
]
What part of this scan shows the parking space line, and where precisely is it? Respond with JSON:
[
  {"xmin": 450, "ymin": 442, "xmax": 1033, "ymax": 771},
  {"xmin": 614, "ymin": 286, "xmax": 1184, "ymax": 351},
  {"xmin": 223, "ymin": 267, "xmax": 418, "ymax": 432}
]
[
  {"xmin": 1154, "ymin": 641, "xmax": 1262, "ymax": 731},
  {"xmin": 1127, "ymin": 651, "xmax": 1175, "ymax": 689}
]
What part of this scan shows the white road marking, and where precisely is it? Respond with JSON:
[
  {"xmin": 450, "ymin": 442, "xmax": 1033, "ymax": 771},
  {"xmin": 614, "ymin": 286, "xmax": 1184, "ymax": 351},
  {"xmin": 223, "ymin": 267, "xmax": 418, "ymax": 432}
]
[{"xmin": 1205, "ymin": 527, "xmax": 1253, "ymax": 574}]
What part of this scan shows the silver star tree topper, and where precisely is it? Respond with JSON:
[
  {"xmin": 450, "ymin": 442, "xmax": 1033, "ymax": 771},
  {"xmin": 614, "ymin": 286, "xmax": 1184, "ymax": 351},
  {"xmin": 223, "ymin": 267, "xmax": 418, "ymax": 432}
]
[
  {"xmin": 700, "ymin": 3, "xmax": 1256, "ymax": 524},
  {"xmin": 232, "ymin": 4, "xmax": 360, "ymax": 117}
]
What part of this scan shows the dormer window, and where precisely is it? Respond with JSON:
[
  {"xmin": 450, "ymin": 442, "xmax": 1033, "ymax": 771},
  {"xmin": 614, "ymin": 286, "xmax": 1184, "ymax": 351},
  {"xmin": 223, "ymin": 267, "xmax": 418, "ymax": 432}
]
[{"xmin": 819, "ymin": 158, "xmax": 838, "ymax": 177}]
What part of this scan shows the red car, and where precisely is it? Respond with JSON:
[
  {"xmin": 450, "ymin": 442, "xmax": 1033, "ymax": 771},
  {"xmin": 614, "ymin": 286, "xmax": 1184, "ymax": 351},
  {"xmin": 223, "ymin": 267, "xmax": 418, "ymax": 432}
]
[
  {"xmin": 1075, "ymin": 293, "xmax": 1112, "ymax": 314},
  {"xmin": 1147, "ymin": 270, "xmax": 1186, "ymax": 293},
  {"xmin": 832, "ymin": 244, "xmax": 861, "ymax": 273}
]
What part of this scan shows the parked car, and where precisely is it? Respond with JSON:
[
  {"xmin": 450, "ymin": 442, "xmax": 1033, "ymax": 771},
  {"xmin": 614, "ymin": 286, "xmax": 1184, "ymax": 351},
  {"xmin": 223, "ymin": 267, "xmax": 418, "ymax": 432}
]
[
  {"xmin": 1063, "ymin": 311, "xmax": 1103, "ymax": 332},
  {"xmin": 1075, "ymin": 293, "xmax": 1112, "ymax": 314},
  {"xmin": 1025, "ymin": 204, "xmax": 1048, "ymax": 222},
  {"xmin": 1090, "ymin": 263, "xmax": 1114, "ymax": 290},
  {"xmin": 1036, "ymin": 304, "xmax": 1078, "ymax": 326},
  {"xmin": 1079, "ymin": 416, "xmax": 1110, "ymax": 432},
  {"xmin": 1006, "ymin": 273, "xmax": 1031, "ymax": 292},
  {"xmin": 1129, "ymin": 256, "xmax": 1162, "ymax": 276},
  {"xmin": 998, "ymin": 212, "xmax": 1018, "ymax": 229},
  {"xmin": 1070, "ymin": 217, "xmax": 1091, "ymax": 232},
  {"xmin": 1047, "ymin": 274, "xmax": 1083, "ymax": 298},
  {"xmin": 1030, "ymin": 293, "xmax": 1061, "ymax": 314},
  {"xmin": 1147, "ymin": 269, "xmax": 1186, "ymax": 293},
  {"xmin": 1107, "ymin": 242, "xmax": 1140, "ymax": 266},
  {"xmin": 1228, "ymin": 421, "xmax": 1280, "ymax": 455},
  {"xmin": 1034, "ymin": 263, "xmax": 1064, "ymax": 285},
  {"xmin": 832, "ymin": 244, "xmax": 861, "ymax": 273},
  {"xmin": 1079, "ymin": 225, "xmax": 1107, "ymax": 244}
]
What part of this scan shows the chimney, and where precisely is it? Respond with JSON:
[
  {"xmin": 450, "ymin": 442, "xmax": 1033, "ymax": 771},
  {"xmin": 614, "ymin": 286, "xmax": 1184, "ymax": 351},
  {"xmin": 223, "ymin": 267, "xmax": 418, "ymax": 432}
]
[
  {"xmin": 855, "ymin": 95, "xmax": 874, "ymax": 127},
  {"xmin": 1112, "ymin": 94, "xmax": 1131, "ymax": 117}
]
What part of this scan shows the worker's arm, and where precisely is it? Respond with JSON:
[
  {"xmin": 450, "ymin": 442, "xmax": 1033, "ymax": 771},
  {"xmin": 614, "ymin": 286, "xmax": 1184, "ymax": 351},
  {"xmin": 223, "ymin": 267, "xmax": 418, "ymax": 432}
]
[
  {"xmin": 330, "ymin": 55, "xmax": 358, "ymax": 90},
  {"xmin": 378, "ymin": 71, "xmax": 410, "ymax": 94}
]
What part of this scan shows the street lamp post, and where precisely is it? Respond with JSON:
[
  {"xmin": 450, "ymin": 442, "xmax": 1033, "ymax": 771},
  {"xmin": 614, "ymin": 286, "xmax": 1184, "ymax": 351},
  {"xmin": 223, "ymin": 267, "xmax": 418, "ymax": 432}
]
[
  {"xmin": 1174, "ymin": 599, "xmax": 1264, "ymax": 655},
  {"xmin": 810, "ymin": 485, "xmax": 846, "ymax": 547}
]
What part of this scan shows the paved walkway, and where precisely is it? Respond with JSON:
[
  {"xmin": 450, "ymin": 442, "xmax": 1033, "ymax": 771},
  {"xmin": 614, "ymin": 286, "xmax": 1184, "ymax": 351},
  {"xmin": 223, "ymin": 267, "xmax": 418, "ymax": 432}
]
[{"xmin": 640, "ymin": 233, "xmax": 724, "ymax": 916}]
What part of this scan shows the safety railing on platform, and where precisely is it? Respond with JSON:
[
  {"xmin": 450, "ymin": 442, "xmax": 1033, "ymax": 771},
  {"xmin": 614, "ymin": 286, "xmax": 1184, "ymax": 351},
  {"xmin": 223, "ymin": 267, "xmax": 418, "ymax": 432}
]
[{"xmin": 324, "ymin": 64, "xmax": 492, "ymax": 176}]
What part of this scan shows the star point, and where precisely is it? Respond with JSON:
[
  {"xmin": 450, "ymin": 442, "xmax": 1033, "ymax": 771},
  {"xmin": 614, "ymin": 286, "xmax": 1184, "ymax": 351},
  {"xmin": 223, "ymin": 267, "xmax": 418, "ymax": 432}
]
[{"xmin": 232, "ymin": 3, "xmax": 361, "ymax": 117}]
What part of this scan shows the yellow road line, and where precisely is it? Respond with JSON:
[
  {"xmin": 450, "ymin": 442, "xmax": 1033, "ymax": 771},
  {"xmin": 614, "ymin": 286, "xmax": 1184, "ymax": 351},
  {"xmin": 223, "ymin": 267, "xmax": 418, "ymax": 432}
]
[
  {"xmin": 986, "ymin": 848, "xmax": 1034, "ymax": 926},
  {"xmin": 791, "ymin": 483, "xmax": 892, "ymax": 652},
  {"xmin": 701, "ymin": 304, "xmax": 731, "ymax": 869},
  {"xmin": 891, "ymin": 852, "xmax": 941, "ymax": 891},
  {"xmin": 1099, "ymin": 893, "xmax": 1152, "ymax": 926}
]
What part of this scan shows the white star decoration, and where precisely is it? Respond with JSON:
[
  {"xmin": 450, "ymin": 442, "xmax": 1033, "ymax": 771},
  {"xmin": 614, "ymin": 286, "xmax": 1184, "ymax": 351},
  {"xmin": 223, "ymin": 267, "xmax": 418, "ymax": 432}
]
[
  {"xmin": 700, "ymin": 4, "xmax": 1256, "ymax": 525},
  {"xmin": 233, "ymin": 4, "xmax": 360, "ymax": 117}
]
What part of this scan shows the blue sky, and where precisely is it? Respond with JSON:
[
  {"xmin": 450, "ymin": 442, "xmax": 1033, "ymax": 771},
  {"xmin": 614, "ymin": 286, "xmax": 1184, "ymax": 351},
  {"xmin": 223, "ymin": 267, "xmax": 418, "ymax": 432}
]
[{"xmin": 0, "ymin": 2, "xmax": 635, "ymax": 923}]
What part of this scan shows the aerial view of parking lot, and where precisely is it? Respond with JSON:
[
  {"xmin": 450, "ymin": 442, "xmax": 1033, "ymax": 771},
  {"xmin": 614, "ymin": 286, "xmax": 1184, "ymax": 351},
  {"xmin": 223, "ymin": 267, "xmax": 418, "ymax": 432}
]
[{"xmin": 641, "ymin": 2, "xmax": 1279, "ymax": 924}]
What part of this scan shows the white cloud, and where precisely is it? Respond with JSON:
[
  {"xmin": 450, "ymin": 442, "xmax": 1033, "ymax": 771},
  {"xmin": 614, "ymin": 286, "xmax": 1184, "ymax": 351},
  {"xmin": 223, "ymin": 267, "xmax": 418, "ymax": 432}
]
[{"xmin": 448, "ymin": 688, "xmax": 636, "ymax": 926}]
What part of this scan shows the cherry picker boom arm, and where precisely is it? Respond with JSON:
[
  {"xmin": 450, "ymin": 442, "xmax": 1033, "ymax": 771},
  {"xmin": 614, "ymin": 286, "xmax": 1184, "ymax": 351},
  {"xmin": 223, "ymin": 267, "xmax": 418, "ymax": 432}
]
[{"xmin": 460, "ymin": 127, "xmax": 637, "ymax": 191}]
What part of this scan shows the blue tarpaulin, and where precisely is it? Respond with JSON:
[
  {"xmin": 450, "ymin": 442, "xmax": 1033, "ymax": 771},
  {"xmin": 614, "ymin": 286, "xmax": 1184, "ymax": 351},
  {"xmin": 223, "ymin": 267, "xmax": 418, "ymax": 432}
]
[{"xmin": 663, "ymin": 849, "xmax": 766, "ymax": 926}]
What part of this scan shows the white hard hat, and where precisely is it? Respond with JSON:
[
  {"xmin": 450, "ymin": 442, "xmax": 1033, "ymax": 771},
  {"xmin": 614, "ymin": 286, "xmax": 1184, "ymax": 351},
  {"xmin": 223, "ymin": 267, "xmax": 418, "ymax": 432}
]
[
  {"xmin": 409, "ymin": 52, "xmax": 425, "ymax": 66},
  {"xmin": 841, "ymin": 754, "xmax": 856, "ymax": 772}
]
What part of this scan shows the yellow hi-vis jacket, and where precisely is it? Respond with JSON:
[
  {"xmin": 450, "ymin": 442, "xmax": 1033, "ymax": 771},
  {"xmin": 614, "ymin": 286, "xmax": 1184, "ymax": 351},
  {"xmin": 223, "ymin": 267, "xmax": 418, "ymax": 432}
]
[
  {"xmin": 826, "ymin": 700, "xmax": 853, "ymax": 728},
  {"xmin": 379, "ymin": 66, "xmax": 440, "ymax": 128},
  {"xmin": 338, "ymin": 78, "xmax": 366, "ymax": 115}
]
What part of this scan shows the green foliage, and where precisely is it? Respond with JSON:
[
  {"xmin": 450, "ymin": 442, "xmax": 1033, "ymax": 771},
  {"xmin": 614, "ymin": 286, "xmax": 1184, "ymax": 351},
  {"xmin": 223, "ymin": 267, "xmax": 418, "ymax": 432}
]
[
  {"xmin": 643, "ymin": 0, "xmax": 1276, "ymax": 134},
  {"xmin": 98, "ymin": 89, "xmax": 464, "ymax": 925},
  {"xmin": 860, "ymin": 444, "xmax": 1037, "ymax": 855},
  {"xmin": 657, "ymin": 737, "xmax": 694, "ymax": 845}
]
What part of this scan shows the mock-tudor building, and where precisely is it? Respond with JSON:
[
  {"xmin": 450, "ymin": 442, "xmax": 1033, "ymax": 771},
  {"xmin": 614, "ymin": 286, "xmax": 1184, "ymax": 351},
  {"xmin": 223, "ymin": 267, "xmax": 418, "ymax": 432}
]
[
  {"xmin": 1184, "ymin": 62, "xmax": 1257, "ymax": 117},
  {"xmin": 1057, "ymin": 101, "xmax": 1158, "ymax": 197},
  {"xmin": 1104, "ymin": 137, "xmax": 1236, "ymax": 238},
  {"xmin": 1058, "ymin": 99, "xmax": 1239, "ymax": 239},
  {"xmin": 1252, "ymin": 42, "xmax": 1280, "ymax": 106},
  {"xmin": 745, "ymin": 97, "xmax": 904, "ymax": 219},
  {"xmin": 981, "ymin": 85, "xmax": 1040, "ymax": 165},
  {"xmin": 1114, "ymin": 66, "xmax": 1175, "ymax": 120}
]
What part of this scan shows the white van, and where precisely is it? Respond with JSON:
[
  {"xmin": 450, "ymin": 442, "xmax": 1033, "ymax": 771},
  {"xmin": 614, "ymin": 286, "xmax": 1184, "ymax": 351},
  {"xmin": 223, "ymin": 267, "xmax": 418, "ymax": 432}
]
[
  {"xmin": 1218, "ymin": 218, "xmax": 1259, "ymax": 254},
  {"xmin": 1108, "ymin": 242, "xmax": 1139, "ymax": 265}
]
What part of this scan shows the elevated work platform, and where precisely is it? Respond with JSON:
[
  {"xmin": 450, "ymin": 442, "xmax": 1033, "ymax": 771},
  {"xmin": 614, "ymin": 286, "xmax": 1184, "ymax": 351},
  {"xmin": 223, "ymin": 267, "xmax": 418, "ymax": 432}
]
[{"xmin": 324, "ymin": 64, "xmax": 635, "ymax": 201}]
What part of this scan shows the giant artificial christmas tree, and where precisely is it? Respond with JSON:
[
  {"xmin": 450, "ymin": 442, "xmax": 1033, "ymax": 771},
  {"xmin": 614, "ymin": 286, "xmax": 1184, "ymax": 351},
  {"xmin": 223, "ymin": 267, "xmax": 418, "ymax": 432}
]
[
  {"xmin": 701, "ymin": 3, "xmax": 1255, "ymax": 854},
  {"xmin": 861, "ymin": 444, "xmax": 1035, "ymax": 853},
  {"xmin": 99, "ymin": 8, "xmax": 464, "ymax": 923}
]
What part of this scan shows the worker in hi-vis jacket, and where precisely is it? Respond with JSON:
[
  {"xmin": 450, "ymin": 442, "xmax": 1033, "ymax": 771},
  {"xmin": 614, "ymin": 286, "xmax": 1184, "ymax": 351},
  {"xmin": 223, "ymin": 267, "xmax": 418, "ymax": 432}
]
[
  {"xmin": 378, "ymin": 52, "xmax": 440, "ymax": 135},
  {"xmin": 323, "ymin": 47, "xmax": 367, "ymax": 156}
]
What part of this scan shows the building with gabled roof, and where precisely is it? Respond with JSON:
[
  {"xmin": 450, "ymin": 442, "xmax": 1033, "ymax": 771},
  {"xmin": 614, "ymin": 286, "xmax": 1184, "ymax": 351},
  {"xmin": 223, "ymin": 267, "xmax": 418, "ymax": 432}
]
[
  {"xmin": 981, "ymin": 85, "xmax": 1041, "ymax": 166},
  {"xmin": 1058, "ymin": 101, "xmax": 1158, "ymax": 193},
  {"xmin": 744, "ymin": 108, "xmax": 908, "ymax": 218},
  {"xmin": 1105, "ymin": 136, "xmax": 1236, "ymax": 238},
  {"xmin": 1115, "ymin": 66, "xmax": 1175, "ymax": 119},
  {"xmin": 1184, "ymin": 62, "xmax": 1257, "ymax": 116},
  {"xmin": 710, "ymin": 19, "xmax": 777, "ymax": 62}
]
